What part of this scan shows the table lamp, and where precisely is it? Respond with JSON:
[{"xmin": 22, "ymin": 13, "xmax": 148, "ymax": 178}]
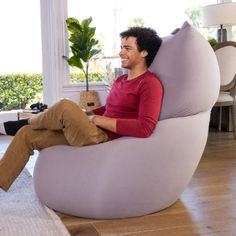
[{"xmin": 202, "ymin": 2, "xmax": 236, "ymax": 42}]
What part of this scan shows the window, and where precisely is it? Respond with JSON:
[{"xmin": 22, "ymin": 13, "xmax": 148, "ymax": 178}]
[
  {"xmin": 0, "ymin": 1, "xmax": 42, "ymax": 111},
  {"xmin": 0, "ymin": 1, "xmax": 42, "ymax": 74},
  {"xmin": 67, "ymin": 0, "xmax": 217, "ymax": 84},
  {"xmin": 40, "ymin": 0, "xmax": 220, "ymax": 105}
]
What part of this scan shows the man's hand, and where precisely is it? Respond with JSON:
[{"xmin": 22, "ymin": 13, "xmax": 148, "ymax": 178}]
[
  {"xmin": 85, "ymin": 110, "xmax": 94, "ymax": 116},
  {"xmin": 91, "ymin": 115, "xmax": 117, "ymax": 133}
]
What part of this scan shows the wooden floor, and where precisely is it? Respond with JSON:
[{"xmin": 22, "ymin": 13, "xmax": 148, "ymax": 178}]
[{"xmin": 56, "ymin": 130, "xmax": 236, "ymax": 236}]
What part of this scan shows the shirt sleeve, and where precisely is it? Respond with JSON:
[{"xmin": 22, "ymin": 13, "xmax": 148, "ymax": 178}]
[
  {"xmin": 116, "ymin": 78, "xmax": 163, "ymax": 138},
  {"xmin": 92, "ymin": 106, "xmax": 106, "ymax": 115}
]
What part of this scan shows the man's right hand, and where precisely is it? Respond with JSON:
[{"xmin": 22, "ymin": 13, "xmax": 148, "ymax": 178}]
[{"xmin": 85, "ymin": 110, "xmax": 94, "ymax": 116}]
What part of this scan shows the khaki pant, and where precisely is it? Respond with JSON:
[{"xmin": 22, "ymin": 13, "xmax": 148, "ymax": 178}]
[{"xmin": 0, "ymin": 99, "xmax": 109, "ymax": 191}]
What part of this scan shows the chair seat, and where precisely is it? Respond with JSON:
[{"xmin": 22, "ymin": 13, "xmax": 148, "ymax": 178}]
[{"xmin": 215, "ymin": 91, "xmax": 234, "ymax": 106}]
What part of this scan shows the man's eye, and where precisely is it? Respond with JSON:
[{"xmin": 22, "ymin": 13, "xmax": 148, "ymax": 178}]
[
  {"xmin": 121, "ymin": 46, "xmax": 131, "ymax": 51},
  {"xmin": 124, "ymin": 47, "xmax": 131, "ymax": 51}
]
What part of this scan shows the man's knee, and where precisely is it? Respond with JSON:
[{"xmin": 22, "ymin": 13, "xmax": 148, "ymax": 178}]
[
  {"xmin": 56, "ymin": 99, "xmax": 78, "ymax": 110},
  {"xmin": 59, "ymin": 98, "xmax": 74, "ymax": 106},
  {"xmin": 16, "ymin": 125, "xmax": 32, "ymax": 136},
  {"xmin": 58, "ymin": 99, "xmax": 84, "ymax": 115}
]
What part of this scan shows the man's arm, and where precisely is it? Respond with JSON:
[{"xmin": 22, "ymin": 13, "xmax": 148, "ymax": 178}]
[
  {"xmin": 86, "ymin": 105, "xmax": 106, "ymax": 116},
  {"xmin": 114, "ymin": 77, "xmax": 163, "ymax": 138},
  {"xmin": 91, "ymin": 115, "xmax": 117, "ymax": 133}
]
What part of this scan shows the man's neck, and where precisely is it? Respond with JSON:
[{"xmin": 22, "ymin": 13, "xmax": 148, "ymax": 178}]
[{"xmin": 127, "ymin": 66, "xmax": 148, "ymax": 80}]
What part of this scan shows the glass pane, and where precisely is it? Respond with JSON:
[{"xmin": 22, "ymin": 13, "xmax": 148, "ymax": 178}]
[
  {"xmin": 67, "ymin": 0, "xmax": 217, "ymax": 84},
  {"xmin": 0, "ymin": 1, "xmax": 42, "ymax": 74},
  {"xmin": 0, "ymin": 1, "xmax": 43, "ymax": 111}
]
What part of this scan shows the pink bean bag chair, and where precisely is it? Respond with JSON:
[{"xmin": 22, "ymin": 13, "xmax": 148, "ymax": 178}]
[{"xmin": 33, "ymin": 22, "xmax": 220, "ymax": 219}]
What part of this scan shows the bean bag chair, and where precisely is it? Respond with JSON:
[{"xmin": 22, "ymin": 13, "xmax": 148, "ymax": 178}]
[{"xmin": 33, "ymin": 22, "xmax": 220, "ymax": 219}]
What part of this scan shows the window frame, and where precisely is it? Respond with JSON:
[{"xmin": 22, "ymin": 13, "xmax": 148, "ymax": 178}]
[{"xmin": 40, "ymin": 0, "xmax": 105, "ymax": 106}]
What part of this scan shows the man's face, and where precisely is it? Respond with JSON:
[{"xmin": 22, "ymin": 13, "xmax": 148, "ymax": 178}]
[{"xmin": 119, "ymin": 36, "xmax": 147, "ymax": 70}]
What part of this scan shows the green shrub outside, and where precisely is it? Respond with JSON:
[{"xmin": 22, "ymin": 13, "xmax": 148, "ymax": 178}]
[
  {"xmin": 0, "ymin": 73, "xmax": 43, "ymax": 111},
  {"xmin": 0, "ymin": 72, "xmax": 104, "ymax": 111},
  {"xmin": 70, "ymin": 71, "xmax": 105, "ymax": 83}
]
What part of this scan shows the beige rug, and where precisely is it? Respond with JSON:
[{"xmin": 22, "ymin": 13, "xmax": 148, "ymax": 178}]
[{"xmin": 0, "ymin": 168, "xmax": 70, "ymax": 236}]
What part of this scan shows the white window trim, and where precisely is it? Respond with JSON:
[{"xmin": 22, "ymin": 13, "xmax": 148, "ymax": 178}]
[
  {"xmin": 62, "ymin": 82, "xmax": 107, "ymax": 92},
  {"xmin": 40, "ymin": 0, "xmax": 106, "ymax": 105}
]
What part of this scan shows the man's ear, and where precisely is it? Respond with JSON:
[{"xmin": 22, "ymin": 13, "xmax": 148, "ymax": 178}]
[{"xmin": 141, "ymin": 50, "xmax": 148, "ymax": 58}]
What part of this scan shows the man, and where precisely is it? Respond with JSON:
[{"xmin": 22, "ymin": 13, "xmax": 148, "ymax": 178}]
[{"xmin": 0, "ymin": 27, "xmax": 163, "ymax": 191}]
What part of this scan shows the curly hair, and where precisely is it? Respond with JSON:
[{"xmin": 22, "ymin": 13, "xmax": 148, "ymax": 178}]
[{"xmin": 120, "ymin": 27, "xmax": 162, "ymax": 67}]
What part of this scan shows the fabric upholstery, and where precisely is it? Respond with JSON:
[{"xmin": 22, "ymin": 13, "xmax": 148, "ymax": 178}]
[
  {"xmin": 33, "ymin": 22, "xmax": 220, "ymax": 219},
  {"xmin": 34, "ymin": 111, "xmax": 210, "ymax": 219},
  {"xmin": 217, "ymin": 91, "xmax": 234, "ymax": 103},
  {"xmin": 214, "ymin": 45, "xmax": 236, "ymax": 86},
  {"xmin": 149, "ymin": 22, "xmax": 220, "ymax": 120}
]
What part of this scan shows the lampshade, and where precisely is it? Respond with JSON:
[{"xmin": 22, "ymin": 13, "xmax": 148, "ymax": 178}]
[{"xmin": 202, "ymin": 2, "xmax": 236, "ymax": 27}]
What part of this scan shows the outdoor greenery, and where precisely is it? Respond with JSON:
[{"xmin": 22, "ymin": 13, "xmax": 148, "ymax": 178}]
[
  {"xmin": 0, "ymin": 73, "xmax": 43, "ymax": 111},
  {"xmin": 129, "ymin": 17, "xmax": 145, "ymax": 27},
  {"xmin": 0, "ymin": 72, "xmax": 105, "ymax": 111},
  {"xmin": 185, "ymin": 4, "xmax": 214, "ymax": 40},
  {"xmin": 184, "ymin": 5, "xmax": 202, "ymax": 29},
  {"xmin": 70, "ymin": 71, "xmax": 105, "ymax": 83}
]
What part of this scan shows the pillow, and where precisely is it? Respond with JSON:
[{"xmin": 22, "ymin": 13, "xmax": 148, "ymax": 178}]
[{"xmin": 149, "ymin": 22, "xmax": 220, "ymax": 120}]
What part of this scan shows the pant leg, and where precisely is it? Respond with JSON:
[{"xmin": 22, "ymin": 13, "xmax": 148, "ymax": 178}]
[
  {"xmin": 30, "ymin": 99, "xmax": 109, "ymax": 146},
  {"xmin": 0, "ymin": 125, "xmax": 69, "ymax": 191}
]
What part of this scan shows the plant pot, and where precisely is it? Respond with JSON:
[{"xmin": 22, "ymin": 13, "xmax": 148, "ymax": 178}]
[{"xmin": 79, "ymin": 91, "xmax": 101, "ymax": 112}]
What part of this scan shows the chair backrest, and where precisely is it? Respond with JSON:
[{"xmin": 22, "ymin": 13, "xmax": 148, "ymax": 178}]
[
  {"xmin": 213, "ymin": 41, "xmax": 236, "ymax": 91},
  {"xmin": 149, "ymin": 22, "xmax": 220, "ymax": 120}
]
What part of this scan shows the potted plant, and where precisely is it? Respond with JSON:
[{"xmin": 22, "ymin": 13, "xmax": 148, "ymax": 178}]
[
  {"xmin": 208, "ymin": 38, "xmax": 218, "ymax": 47},
  {"xmin": 64, "ymin": 17, "xmax": 101, "ymax": 111}
]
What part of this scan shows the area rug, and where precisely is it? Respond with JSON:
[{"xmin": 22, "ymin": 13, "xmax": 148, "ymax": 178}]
[{"xmin": 0, "ymin": 168, "xmax": 70, "ymax": 236}]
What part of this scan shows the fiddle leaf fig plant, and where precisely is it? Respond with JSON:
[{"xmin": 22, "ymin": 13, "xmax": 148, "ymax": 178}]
[{"xmin": 64, "ymin": 17, "xmax": 101, "ymax": 91}]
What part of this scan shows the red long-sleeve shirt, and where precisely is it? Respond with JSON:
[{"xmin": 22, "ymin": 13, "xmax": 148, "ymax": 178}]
[{"xmin": 92, "ymin": 70, "xmax": 163, "ymax": 140}]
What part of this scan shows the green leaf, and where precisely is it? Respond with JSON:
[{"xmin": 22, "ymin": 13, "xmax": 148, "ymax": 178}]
[
  {"xmin": 70, "ymin": 46, "xmax": 78, "ymax": 56},
  {"xmin": 67, "ymin": 56, "xmax": 84, "ymax": 70},
  {"xmin": 66, "ymin": 17, "xmax": 82, "ymax": 33},
  {"xmin": 90, "ymin": 49, "xmax": 101, "ymax": 57},
  {"xmin": 81, "ymin": 17, "xmax": 92, "ymax": 29},
  {"xmin": 65, "ymin": 16, "xmax": 101, "ymax": 90}
]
